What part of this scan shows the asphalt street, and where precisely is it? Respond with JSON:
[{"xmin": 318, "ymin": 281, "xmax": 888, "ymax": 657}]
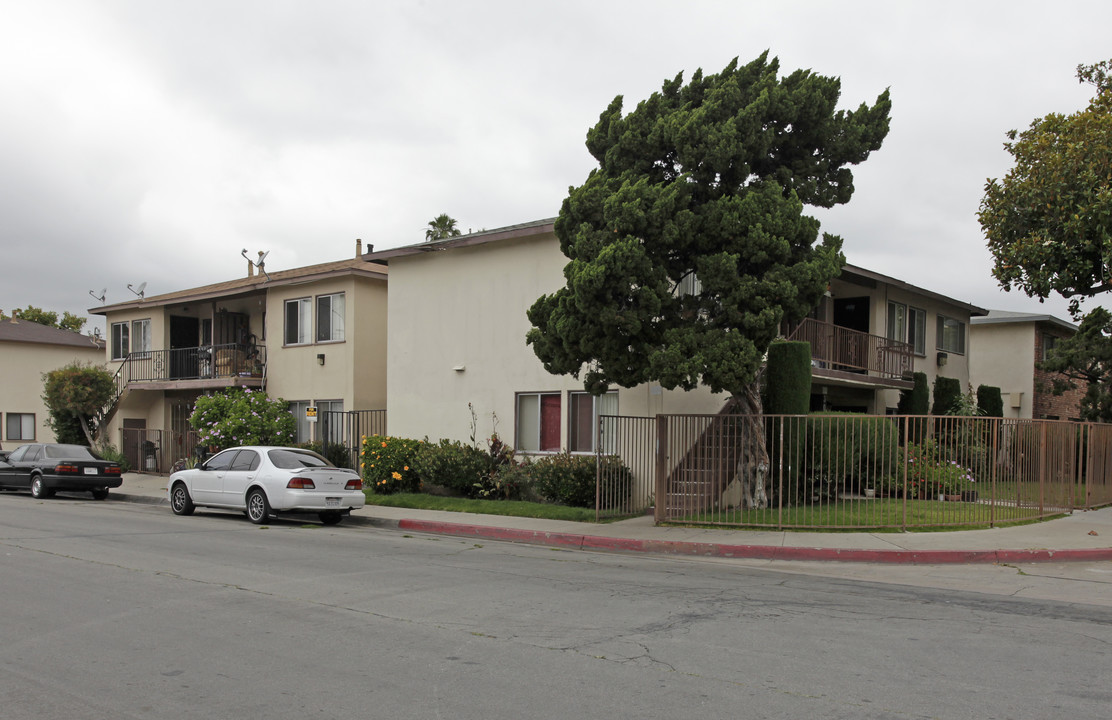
[{"xmin": 2, "ymin": 496, "xmax": 1111, "ymax": 719}]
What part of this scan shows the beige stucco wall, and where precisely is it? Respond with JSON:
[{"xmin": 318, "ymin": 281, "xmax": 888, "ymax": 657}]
[
  {"xmin": 100, "ymin": 273, "xmax": 388, "ymax": 447},
  {"xmin": 1, "ymin": 340, "xmax": 105, "ymax": 446},
  {"xmin": 823, "ymin": 276, "xmax": 977, "ymax": 412},
  {"xmin": 264, "ymin": 275, "xmax": 388, "ymax": 413},
  {"xmin": 969, "ymin": 322, "xmax": 1035, "ymax": 418},
  {"xmin": 386, "ymin": 231, "xmax": 727, "ymax": 449}
]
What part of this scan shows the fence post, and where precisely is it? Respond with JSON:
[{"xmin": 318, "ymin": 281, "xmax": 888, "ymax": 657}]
[
  {"xmin": 901, "ymin": 415, "xmax": 909, "ymax": 532},
  {"xmin": 654, "ymin": 415, "xmax": 668, "ymax": 524}
]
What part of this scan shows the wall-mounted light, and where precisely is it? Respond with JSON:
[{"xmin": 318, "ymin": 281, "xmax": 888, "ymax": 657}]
[
  {"xmin": 317, "ymin": 354, "xmax": 326, "ymax": 366},
  {"xmin": 936, "ymin": 352, "xmax": 948, "ymax": 367},
  {"xmin": 453, "ymin": 365, "xmax": 466, "ymax": 372}
]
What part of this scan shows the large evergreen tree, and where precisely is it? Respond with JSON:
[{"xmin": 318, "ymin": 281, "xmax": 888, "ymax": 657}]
[{"xmin": 527, "ymin": 52, "xmax": 890, "ymax": 506}]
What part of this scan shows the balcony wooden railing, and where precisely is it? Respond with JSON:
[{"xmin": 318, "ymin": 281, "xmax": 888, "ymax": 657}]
[{"xmin": 785, "ymin": 318, "xmax": 912, "ymax": 381}]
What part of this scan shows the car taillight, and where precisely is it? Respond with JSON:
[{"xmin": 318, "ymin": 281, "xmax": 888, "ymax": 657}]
[
  {"xmin": 106, "ymin": 467, "xmax": 122, "ymax": 475},
  {"xmin": 287, "ymin": 477, "xmax": 316, "ymax": 489},
  {"xmin": 345, "ymin": 478, "xmax": 363, "ymax": 490},
  {"xmin": 54, "ymin": 464, "xmax": 79, "ymax": 474}
]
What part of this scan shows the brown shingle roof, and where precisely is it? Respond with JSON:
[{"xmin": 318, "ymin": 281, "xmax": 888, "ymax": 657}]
[
  {"xmin": 0, "ymin": 318, "xmax": 105, "ymax": 349},
  {"xmin": 90, "ymin": 257, "xmax": 388, "ymax": 315}
]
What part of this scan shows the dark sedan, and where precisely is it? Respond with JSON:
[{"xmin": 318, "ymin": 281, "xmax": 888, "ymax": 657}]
[{"xmin": 0, "ymin": 443, "xmax": 123, "ymax": 500}]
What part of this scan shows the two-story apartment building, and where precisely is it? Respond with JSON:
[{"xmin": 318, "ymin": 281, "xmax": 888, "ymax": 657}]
[
  {"xmin": 90, "ymin": 242, "xmax": 387, "ymax": 470},
  {"xmin": 792, "ymin": 264, "xmax": 988, "ymax": 414},
  {"xmin": 365, "ymin": 219, "xmax": 988, "ymax": 451},
  {"xmin": 1, "ymin": 318, "xmax": 105, "ymax": 447}
]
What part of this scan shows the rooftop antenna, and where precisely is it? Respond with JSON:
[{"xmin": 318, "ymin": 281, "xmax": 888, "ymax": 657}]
[
  {"xmin": 89, "ymin": 288, "xmax": 106, "ymax": 304},
  {"xmin": 127, "ymin": 282, "xmax": 147, "ymax": 299},
  {"xmin": 241, "ymin": 249, "xmax": 271, "ymax": 281}
]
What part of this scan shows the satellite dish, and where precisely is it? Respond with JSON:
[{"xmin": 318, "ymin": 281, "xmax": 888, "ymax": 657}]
[
  {"xmin": 127, "ymin": 282, "xmax": 147, "ymax": 299},
  {"xmin": 137, "ymin": 282, "xmax": 147, "ymax": 295},
  {"xmin": 257, "ymin": 251, "xmax": 269, "ymax": 264},
  {"xmin": 89, "ymin": 288, "xmax": 107, "ymax": 304}
]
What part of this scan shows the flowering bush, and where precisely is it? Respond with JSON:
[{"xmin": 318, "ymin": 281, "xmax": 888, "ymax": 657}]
[
  {"xmin": 361, "ymin": 435, "xmax": 423, "ymax": 494},
  {"xmin": 906, "ymin": 440, "xmax": 976, "ymax": 497},
  {"xmin": 188, "ymin": 388, "xmax": 296, "ymax": 450}
]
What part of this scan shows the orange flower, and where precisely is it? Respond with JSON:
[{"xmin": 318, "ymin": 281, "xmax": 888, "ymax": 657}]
[{"xmin": 392, "ymin": 471, "xmax": 402, "ymax": 480}]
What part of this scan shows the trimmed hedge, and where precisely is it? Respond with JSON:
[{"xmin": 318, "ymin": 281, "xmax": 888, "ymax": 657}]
[
  {"xmin": 898, "ymin": 371, "xmax": 930, "ymax": 414},
  {"xmin": 766, "ymin": 341, "xmax": 812, "ymax": 414},
  {"xmin": 977, "ymin": 385, "xmax": 1004, "ymax": 418},
  {"xmin": 932, "ymin": 376, "xmax": 962, "ymax": 415}
]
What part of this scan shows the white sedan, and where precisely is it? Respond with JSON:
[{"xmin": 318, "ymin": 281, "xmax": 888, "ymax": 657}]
[{"xmin": 168, "ymin": 446, "xmax": 365, "ymax": 525}]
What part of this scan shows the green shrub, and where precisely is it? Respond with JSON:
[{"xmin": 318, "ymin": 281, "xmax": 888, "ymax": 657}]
[
  {"xmin": 525, "ymin": 452, "xmax": 632, "ymax": 508},
  {"xmin": 803, "ymin": 413, "xmax": 902, "ymax": 497},
  {"xmin": 361, "ymin": 435, "xmax": 423, "ymax": 494},
  {"xmin": 932, "ymin": 376, "xmax": 962, "ymax": 415},
  {"xmin": 766, "ymin": 341, "xmax": 812, "ymax": 414},
  {"xmin": 93, "ymin": 442, "xmax": 131, "ymax": 473},
  {"xmin": 977, "ymin": 385, "xmax": 1004, "ymax": 418},
  {"xmin": 411, "ymin": 439, "xmax": 491, "ymax": 498},
  {"xmin": 898, "ymin": 371, "xmax": 930, "ymax": 414}
]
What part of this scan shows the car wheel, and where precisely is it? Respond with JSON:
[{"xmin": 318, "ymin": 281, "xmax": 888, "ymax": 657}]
[
  {"xmin": 91, "ymin": 488, "xmax": 109, "ymax": 501},
  {"xmin": 30, "ymin": 476, "xmax": 54, "ymax": 499},
  {"xmin": 246, "ymin": 488, "xmax": 270, "ymax": 524},
  {"xmin": 170, "ymin": 483, "xmax": 195, "ymax": 516},
  {"xmin": 319, "ymin": 511, "xmax": 343, "ymax": 526}
]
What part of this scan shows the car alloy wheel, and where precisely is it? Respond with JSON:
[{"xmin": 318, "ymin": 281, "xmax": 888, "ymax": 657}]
[
  {"xmin": 246, "ymin": 489, "xmax": 270, "ymax": 524},
  {"xmin": 91, "ymin": 488, "xmax": 109, "ymax": 501},
  {"xmin": 30, "ymin": 476, "xmax": 53, "ymax": 499},
  {"xmin": 170, "ymin": 483, "xmax": 195, "ymax": 516}
]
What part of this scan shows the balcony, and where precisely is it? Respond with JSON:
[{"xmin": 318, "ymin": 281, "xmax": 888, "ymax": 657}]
[
  {"xmin": 116, "ymin": 343, "xmax": 267, "ymax": 392},
  {"xmin": 785, "ymin": 318, "xmax": 913, "ymax": 389}
]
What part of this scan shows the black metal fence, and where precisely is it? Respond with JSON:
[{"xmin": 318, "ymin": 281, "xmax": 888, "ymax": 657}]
[{"xmin": 318, "ymin": 409, "xmax": 388, "ymax": 469}]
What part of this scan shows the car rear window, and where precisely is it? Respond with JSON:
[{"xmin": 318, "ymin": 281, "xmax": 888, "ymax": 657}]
[
  {"xmin": 45, "ymin": 445, "xmax": 98, "ymax": 460},
  {"xmin": 268, "ymin": 449, "xmax": 333, "ymax": 469}
]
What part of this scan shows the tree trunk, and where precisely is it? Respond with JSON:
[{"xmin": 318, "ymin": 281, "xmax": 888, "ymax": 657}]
[
  {"xmin": 78, "ymin": 415, "xmax": 96, "ymax": 447},
  {"xmin": 734, "ymin": 381, "xmax": 770, "ymax": 509}
]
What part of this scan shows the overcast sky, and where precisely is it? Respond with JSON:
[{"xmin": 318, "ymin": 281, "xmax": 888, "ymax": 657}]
[{"xmin": 2, "ymin": 0, "xmax": 1109, "ymax": 334}]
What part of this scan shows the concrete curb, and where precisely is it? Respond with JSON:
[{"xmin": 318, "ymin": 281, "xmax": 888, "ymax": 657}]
[
  {"xmin": 107, "ymin": 490, "xmax": 1112, "ymax": 564},
  {"xmin": 396, "ymin": 519, "xmax": 1112, "ymax": 565}
]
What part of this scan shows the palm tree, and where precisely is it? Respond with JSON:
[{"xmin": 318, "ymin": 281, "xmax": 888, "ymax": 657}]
[{"xmin": 425, "ymin": 214, "xmax": 462, "ymax": 242}]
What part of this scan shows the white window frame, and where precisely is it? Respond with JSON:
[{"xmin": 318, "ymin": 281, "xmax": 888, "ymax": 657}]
[
  {"xmin": 288, "ymin": 400, "xmax": 312, "ymax": 443},
  {"xmin": 131, "ymin": 318, "xmax": 152, "ymax": 355},
  {"xmin": 5, "ymin": 413, "xmax": 35, "ymax": 441},
  {"xmin": 936, "ymin": 314, "xmax": 966, "ymax": 355},
  {"xmin": 316, "ymin": 293, "xmax": 346, "ymax": 343},
  {"xmin": 516, "ymin": 392, "xmax": 562, "ymax": 453},
  {"xmin": 284, "ymin": 298, "xmax": 312, "ymax": 346},
  {"xmin": 887, "ymin": 302, "xmax": 927, "ymax": 356},
  {"xmin": 569, "ymin": 391, "xmax": 618, "ymax": 454},
  {"xmin": 111, "ymin": 322, "xmax": 129, "ymax": 360}
]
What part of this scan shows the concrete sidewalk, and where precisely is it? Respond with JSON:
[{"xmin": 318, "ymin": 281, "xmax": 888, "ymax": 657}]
[{"xmin": 110, "ymin": 472, "xmax": 1112, "ymax": 564}]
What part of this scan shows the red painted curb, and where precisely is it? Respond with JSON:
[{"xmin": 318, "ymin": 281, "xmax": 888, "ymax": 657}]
[{"xmin": 395, "ymin": 519, "xmax": 1112, "ymax": 564}]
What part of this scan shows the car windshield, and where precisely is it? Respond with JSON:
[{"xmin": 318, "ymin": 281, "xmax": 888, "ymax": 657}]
[
  {"xmin": 45, "ymin": 445, "xmax": 99, "ymax": 460},
  {"xmin": 268, "ymin": 448, "xmax": 333, "ymax": 470}
]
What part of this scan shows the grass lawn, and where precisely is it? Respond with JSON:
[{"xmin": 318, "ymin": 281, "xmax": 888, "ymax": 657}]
[{"xmin": 364, "ymin": 491, "xmax": 599, "ymax": 522}]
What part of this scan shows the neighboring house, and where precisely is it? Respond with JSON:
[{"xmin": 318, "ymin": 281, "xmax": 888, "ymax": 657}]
[
  {"xmin": 0, "ymin": 318, "xmax": 105, "ymax": 447},
  {"xmin": 969, "ymin": 310, "xmax": 1083, "ymax": 419},
  {"xmin": 365, "ymin": 219, "xmax": 987, "ymax": 451},
  {"xmin": 89, "ymin": 241, "xmax": 388, "ymax": 469}
]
